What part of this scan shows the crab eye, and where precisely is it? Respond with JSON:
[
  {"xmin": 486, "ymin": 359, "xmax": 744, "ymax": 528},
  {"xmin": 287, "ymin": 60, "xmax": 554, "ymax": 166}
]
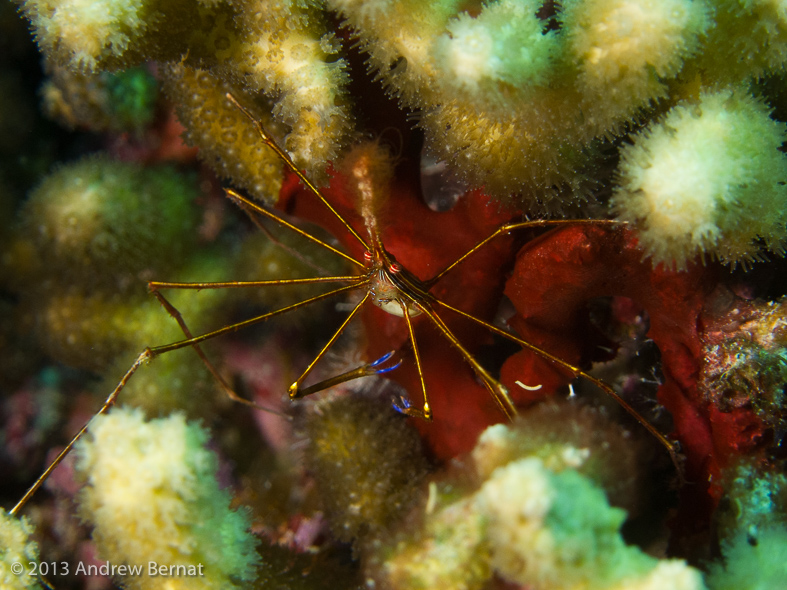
[
  {"xmin": 389, "ymin": 262, "xmax": 402, "ymax": 274},
  {"xmin": 363, "ymin": 251, "xmax": 373, "ymax": 261}
]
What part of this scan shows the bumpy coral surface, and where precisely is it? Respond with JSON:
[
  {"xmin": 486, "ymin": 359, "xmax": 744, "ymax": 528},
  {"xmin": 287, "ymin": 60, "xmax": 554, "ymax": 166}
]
[
  {"xmin": 370, "ymin": 420, "xmax": 705, "ymax": 590},
  {"xmin": 4, "ymin": 1, "xmax": 787, "ymax": 590},
  {"xmin": 303, "ymin": 391, "xmax": 429, "ymax": 542},
  {"xmin": 0, "ymin": 509, "xmax": 42, "ymax": 590},
  {"xmin": 75, "ymin": 408, "xmax": 260, "ymax": 589},
  {"xmin": 612, "ymin": 89, "xmax": 787, "ymax": 269},
  {"xmin": 706, "ymin": 457, "xmax": 787, "ymax": 590}
]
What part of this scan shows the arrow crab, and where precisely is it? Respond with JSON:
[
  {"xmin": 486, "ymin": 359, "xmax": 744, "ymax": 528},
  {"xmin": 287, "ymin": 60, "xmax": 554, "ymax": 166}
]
[{"xmin": 10, "ymin": 94, "xmax": 679, "ymax": 520}]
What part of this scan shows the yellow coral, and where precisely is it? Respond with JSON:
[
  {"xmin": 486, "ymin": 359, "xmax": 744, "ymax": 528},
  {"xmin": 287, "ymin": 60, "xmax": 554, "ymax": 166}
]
[
  {"xmin": 75, "ymin": 408, "xmax": 259, "ymax": 590},
  {"xmin": 0, "ymin": 510, "xmax": 42, "ymax": 590},
  {"xmin": 18, "ymin": 155, "xmax": 199, "ymax": 290},
  {"xmin": 162, "ymin": 63, "xmax": 287, "ymax": 204},
  {"xmin": 331, "ymin": 0, "xmax": 709, "ymax": 207},
  {"xmin": 476, "ymin": 458, "xmax": 706, "ymax": 590},
  {"xmin": 612, "ymin": 88, "xmax": 787, "ymax": 268},
  {"xmin": 217, "ymin": 0, "xmax": 352, "ymax": 181},
  {"xmin": 696, "ymin": 0, "xmax": 787, "ymax": 85},
  {"xmin": 564, "ymin": 0, "xmax": 710, "ymax": 112},
  {"xmin": 371, "ymin": 422, "xmax": 705, "ymax": 590},
  {"xmin": 26, "ymin": 0, "xmax": 151, "ymax": 69}
]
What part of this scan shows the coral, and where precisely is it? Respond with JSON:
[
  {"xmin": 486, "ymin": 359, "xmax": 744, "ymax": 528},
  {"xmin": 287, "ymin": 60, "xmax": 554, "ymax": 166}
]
[
  {"xmin": 430, "ymin": 0, "xmax": 560, "ymax": 100},
  {"xmin": 706, "ymin": 458, "xmax": 787, "ymax": 590},
  {"xmin": 563, "ymin": 0, "xmax": 709, "ymax": 111},
  {"xmin": 18, "ymin": 0, "xmax": 352, "ymax": 179},
  {"xmin": 376, "ymin": 489, "xmax": 490, "ymax": 590},
  {"xmin": 14, "ymin": 154, "xmax": 200, "ymax": 290},
  {"xmin": 370, "ymin": 422, "xmax": 705, "ymax": 590},
  {"xmin": 705, "ymin": 524, "xmax": 787, "ymax": 590},
  {"xmin": 478, "ymin": 458, "xmax": 702, "ymax": 590},
  {"xmin": 0, "ymin": 509, "xmax": 42, "ymax": 590},
  {"xmin": 7, "ymin": 2, "xmax": 787, "ymax": 589},
  {"xmin": 23, "ymin": 0, "xmax": 162, "ymax": 70},
  {"xmin": 713, "ymin": 458, "xmax": 787, "ymax": 541},
  {"xmin": 42, "ymin": 64, "xmax": 159, "ymax": 133},
  {"xmin": 471, "ymin": 401, "xmax": 651, "ymax": 516},
  {"xmin": 74, "ymin": 408, "xmax": 260, "ymax": 590},
  {"xmin": 161, "ymin": 63, "xmax": 287, "ymax": 204},
  {"xmin": 302, "ymin": 390, "xmax": 429, "ymax": 541},
  {"xmin": 699, "ymin": 297, "xmax": 787, "ymax": 447},
  {"xmin": 331, "ymin": 0, "xmax": 710, "ymax": 204},
  {"xmin": 213, "ymin": 0, "xmax": 352, "ymax": 179},
  {"xmin": 1, "ymin": 143, "xmax": 342, "ymax": 428},
  {"xmin": 3, "ymin": 154, "xmax": 214, "ymax": 382},
  {"xmin": 11, "ymin": 0, "xmax": 714, "ymax": 206},
  {"xmin": 612, "ymin": 89, "xmax": 787, "ymax": 269},
  {"xmin": 693, "ymin": 0, "xmax": 787, "ymax": 86}
]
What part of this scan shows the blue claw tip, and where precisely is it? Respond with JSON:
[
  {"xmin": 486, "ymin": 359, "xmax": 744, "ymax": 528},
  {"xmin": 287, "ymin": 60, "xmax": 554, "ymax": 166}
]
[
  {"xmin": 369, "ymin": 350, "xmax": 396, "ymax": 368},
  {"xmin": 375, "ymin": 359, "xmax": 402, "ymax": 375},
  {"xmin": 392, "ymin": 396, "xmax": 411, "ymax": 413}
]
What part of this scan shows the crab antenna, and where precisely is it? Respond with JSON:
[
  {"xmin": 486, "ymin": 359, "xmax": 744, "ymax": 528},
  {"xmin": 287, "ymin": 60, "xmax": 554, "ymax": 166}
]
[{"xmin": 225, "ymin": 93, "xmax": 370, "ymax": 252}]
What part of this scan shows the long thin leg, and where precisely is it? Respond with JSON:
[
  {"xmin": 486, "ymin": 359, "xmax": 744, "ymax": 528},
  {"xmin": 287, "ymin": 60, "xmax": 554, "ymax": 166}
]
[
  {"xmin": 229, "ymin": 186, "xmax": 358, "ymax": 276},
  {"xmin": 395, "ymin": 301, "xmax": 432, "ymax": 420},
  {"xmin": 148, "ymin": 281, "xmax": 368, "ymax": 356},
  {"xmin": 244, "ymin": 205, "xmax": 335, "ymax": 276},
  {"xmin": 149, "ymin": 275, "xmax": 361, "ymax": 291},
  {"xmin": 294, "ymin": 351, "xmax": 401, "ymax": 398},
  {"xmin": 10, "ymin": 351, "xmax": 150, "ymax": 516},
  {"xmin": 150, "ymin": 290, "xmax": 286, "ymax": 416},
  {"xmin": 226, "ymin": 93, "xmax": 370, "ymax": 253},
  {"xmin": 434, "ymin": 298, "xmax": 681, "ymax": 470},
  {"xmin": 226, "ymin": 188, "xmax": 365, "ymax": 270},
  {"xmin": 289, "ymin": 292, "xmax": 371, "ymax": 398},
  {"xmin": 426, "ymin": 219, "xmax": 621, "ymax": 287},
  {"xmin": 415, "ymin": 302, "xmax": 517, "ymax": 420},
  {"xmin": 11, "ymin": 281, "xmax": 370, "ymax": 516}
]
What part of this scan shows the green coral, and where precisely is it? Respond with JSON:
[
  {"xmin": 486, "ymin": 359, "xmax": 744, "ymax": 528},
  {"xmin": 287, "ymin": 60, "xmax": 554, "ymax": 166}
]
[
  {"xmin": 75, "ymin": 408, "xmax": 260, "ymax": 590},
  {"xmin": 431, "ymin": 0, "xmax": 561, "ymax": 102},
  {"xmin": 707, "ymin": 458, "xmax": 787, "ymax": 590},
  {"xmin": 471, "ymin": 401, "xmax": 650, "ymax": 515},
  {"xmin": 371, "ymin": 421, "xmax": 704, "ymax": 590},
  {"xmin": 706, "ymin": 525, "xmax": 787, "ymax": 590},
  {"xmin": 42, "ymin": 65, "xmax": 158, "ymax": 132},
  {"xmin": 714, "ymin": 458, "xmax": 787, "ymax": 545},
  {"xmin": 17, "ymin": 154, "xmax": 200, "ymax": 290},
  {"xmin": 104, "ymin": 67, "xmax": 158, "ymax": 128}
]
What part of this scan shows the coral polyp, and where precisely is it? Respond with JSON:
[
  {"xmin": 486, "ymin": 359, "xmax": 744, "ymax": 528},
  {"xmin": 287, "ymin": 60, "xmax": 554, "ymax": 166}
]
[
  {"xmin": 4, "ymin": 1, "xmax": 787, "ymax": 589},
  {"xmin": 612, "ymin": 89, "xmax": 787, "ymax": 269},
  {"xmin": 74, "ymin": 408, "xmax": 260, "ymax": 590}
]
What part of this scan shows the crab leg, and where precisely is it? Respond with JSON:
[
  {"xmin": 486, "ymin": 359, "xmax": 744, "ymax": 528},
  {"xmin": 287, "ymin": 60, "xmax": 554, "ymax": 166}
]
[{"xmin": 289, "ymin": 290, "xmax": 371, "ymax": 398}]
